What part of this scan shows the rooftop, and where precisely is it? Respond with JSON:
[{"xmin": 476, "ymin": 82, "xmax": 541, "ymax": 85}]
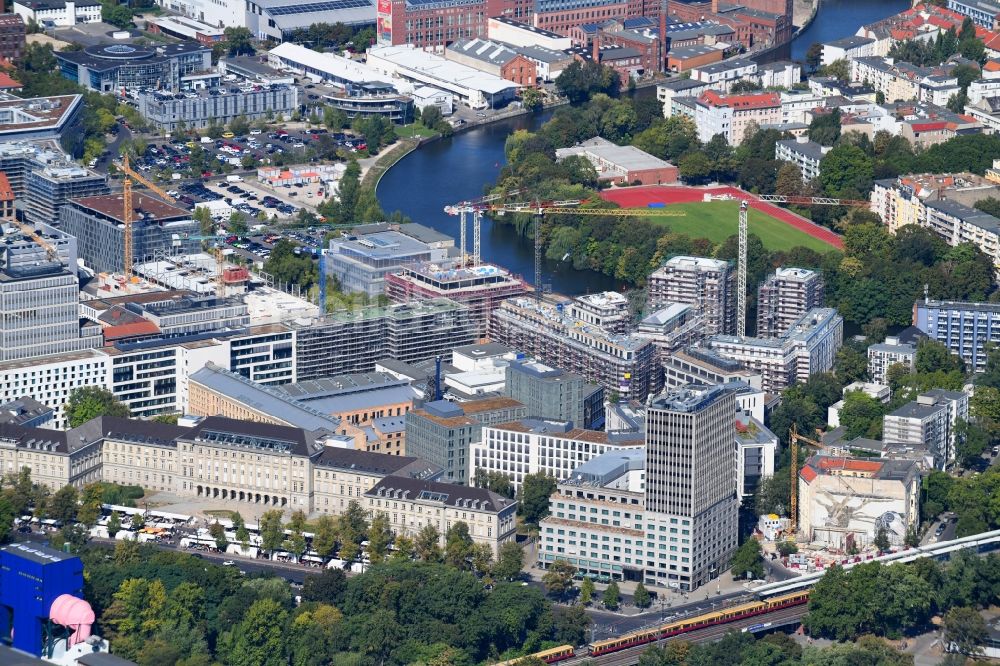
[
  {"xmin": 887, "ymin": 400, "xmax": 945, "ymax": 420},
  {"xmin": 190, "ymin": 363, "xmax": 342, "ymax": 434},
  {"xmin": 824, "ymin": 35, "xmax": 876, "ymax": 48},
  {"xmin": 649, "ymin": 383, "xmax": 734, "ymax": 413},
  {"xmin": 255, "ymin": 0, "xmax": 375, "ymax": 30},
  {"xmin": 366, "ymin": 475, "xmax": 515, "ymax": 512},
  {"xmin": 556, "ymin": 136, "xmax": 674, "ymax": 172},
  {"xmin": 0, "ymin": 542, "xmax": 75, "ymax": 565},
  {"xmin": 70, "ymin": 193, "xmax": 190, "ymax": 223},
  {"xmin": 693, "ymin": 57, "xmax": 757, "ymax": 75},
  {"xmin": 367, "ymin": 44, "xmax": 519, "ymax": 96},
  {"xmin": 269, "ymin": 42, "xmax": 389, "ymax": 86},
  {"xmin": 313, "ymin": 446, "xmax": 438, "ymax": 478},
  {"xmin": 0, "ymin": 95, "xmax": 81, "ymax": 135},
  {"xmin": 183, "ymin": 416, "xmax": 319, "ymax": 457},
  {"xmin": 800, "ymin": 455, "xmax": 919, "ymax": 483},
  {"xmin": 564, "ymin": 447, "xmax": 645, "ymax": 487}
]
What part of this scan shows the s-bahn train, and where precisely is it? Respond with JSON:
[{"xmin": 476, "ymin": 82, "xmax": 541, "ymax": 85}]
[{"xmin": 493, "ymin": 590, "xmax": 811, "ymax": 664}]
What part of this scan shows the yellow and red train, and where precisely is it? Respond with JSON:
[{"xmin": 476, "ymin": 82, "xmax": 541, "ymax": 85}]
[{"xmin": 492, "ymin": 589, "xmax": 810, "ymax": 664}]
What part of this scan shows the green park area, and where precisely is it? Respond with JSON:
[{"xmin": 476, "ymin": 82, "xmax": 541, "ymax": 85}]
[{"xmin": 648, "ymin": 201, "xmax": 837, "ymax": 254}]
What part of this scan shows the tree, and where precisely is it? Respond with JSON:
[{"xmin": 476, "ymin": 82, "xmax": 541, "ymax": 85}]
[
  {"xmin": 805, "ymin": 42, "xmax": 823, "ymax": 71},
  {"xmin": 542, "ymin": 559, "xmax": 576, "ymax": 598},
  {"xmin": 835, "ymin": 346, "xmax": 869, "ymax": 385},
  {"xmin": 954, "ymin": 419, "xmax": 989, "ymax": 469},
  {"xmin": 678, "ymin": 152, "xmax": 713, "ymax": 184},
  {"xmin": 367, "ymin": 511, "xmax": 391, "ymax": 564},
  {"xmin": 221, "ymin": 597, "xmax": 288, "ymax": 666},
  {"xmin": 209, "ymin": 521, "xmax": 228, "ymax": 552},
  {"xmin": 809, "ymin": 108, "xmax": 842, "ymax": 146},
  {"xmin": 259, "ymin": 509, "xmax": 285, "ymax": 556},
  {"xmin": 775, "ymin": 161, "xmax": 804, "ymax": 197},
  {"xmin": 493, "ymin": 541, "xmax": 524, "ymax": 581},
  {"xmin": 518, "ymin": 473, "xmax": 557, "ymax": 525},
  {"xmin": 943, "ymin": 606, "xmax": 986, "ymax": 656},
  {"xmin": 65, "ymin": 387, "xmax": 129, "ymax": 427},
  {"xmin": 101, "ymin": 1, "xmax": 133, "ymax": 29},
  {"xmin": 633, "ymin": 581, "xmax": 651, "ymax": 609},
  {"xmin": 602, "ymin": 581, "xmax": 621, "ymax": 610},
  {"xmin": 221, "ymin": 27, "xmax": 255, "ymax": 57},
  {"xmin": 445, "ymin": 521, "xmax": 474, "ymax": 569},
  {"xmin": 580, "ymin": 576, "xmax": 595, "ymax": 605},
  {"xmin": 106, "ymin": 510, "xmax": 121, "ymax": 538},
  {"xmin": 975, "ymin": 196, "xmax": 1000, "ymax": 218},
  {"xmin": 49, "ymin": 485, "xmax": 79, "ymax": 525},
  {"xmin": 904, "ymin": 525, "xmax": 919, "ymax": 548},
  {"xmin": 553, "ymin": 605, "xmax": 591, "ymax": 646},
  {"xmin": 0, "ymin": 495, "xmax": 14, "ymax": 544},
  {"xmin": 555, "ymin": 60, "xmax": 620, "ymax": 104},
  {"xmin": 415, "ymin": 524, "xmax": 442, "ymax": 562},
  {"xmin": 874, "ymin": 524, "xmax": 890, "ymax": 553},
  {"xmin": 840, "ymin": 391, "xmax": 885, "ymax": 440},
  {"xmin": 819, "ymin": 143, "xmax": 873, "ymax": 198},
  {"xmin": 229, "ymin": 114, "xmax": 251, "ymax": 136},
  {"xmin": 301, "ymin": 567, "xmax": 347, "ymax": 606},
  {"xmin": 731, "ymin": 537, "xmax": 764, "ymax": 580},
  {"xmin": 312, "ymin": 514, "xmax": 337, "ymax": 559},
  {"xmin": 916, "ymin": 339, "xmax": 965, "ymax": 374}
]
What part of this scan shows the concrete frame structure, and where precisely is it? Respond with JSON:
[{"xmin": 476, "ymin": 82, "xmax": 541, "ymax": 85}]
[
  {"xmin": 755, "ymin": 267, "xmax": 824, "ymax": 339},
  {"xmin": 647, "ymin": 256, "xmax": 737, "ymax": 336}
]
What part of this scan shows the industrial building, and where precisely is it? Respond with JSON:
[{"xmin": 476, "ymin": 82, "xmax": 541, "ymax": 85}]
[
  {"xmin": 914, "ymin": 298, "xmax": 1000, "ymax": 371},
  {"xmin": 384, "ymin": 262, "xmax": 529, "ymax": 337},
  {"xmin": 366, "ymin": 45, "xmax": 519, "ymax": 110},
  {"xmin": 137, "ymin": 84, "xmax": 300, "ymax": 131},
  {"xmin": 473, "ymin": 418, "xmax": 642, "ymax": 491},
  {"xmin": 247, "ymin": 0, "xmax": 375, "ymax": 41},
  {"xmin": 647, "ymin": 255, "xmax": 737, "ymax": 336},
  {"xmin": 798, "ymin": 456, "xmax": 920, "ymax": 549},
  {"xmin": 57, "ymin": 193, "xmax": 198, "ymax": 274},
  {"xmin": 292, "ymin": 298, "xmax": 476, "ymax": 380},
  {"xmin": 445, "ymin": 38, "xmax": 538, "ymax": 86},
  {"xmin": 756, "ymin": 267, "xmax": 824, "ymax": 338},
  {"xmin": 327, "ymin": 229, "xmax": 448, "ymax": 297},
  {"xmin": 490, "ymin": 297, "xmax": 662, "ymax": 401},
  {"xmin": 555, "ymin": 136, "xmax": 679, "ymax": 185},
  {"xmin": 55, "ymin": 42, "xmax": 212, "ymax": 93},
  {"xmin": 486, "ymin": 16, "xmax": 572, "ymax": 50},
  {"xmin": 709, "ymin": 308, "xmax": 844, "ymax": 394},
  {"xmin": 504, "ymin": 358, "xmax": 604, "ymax": 429}
]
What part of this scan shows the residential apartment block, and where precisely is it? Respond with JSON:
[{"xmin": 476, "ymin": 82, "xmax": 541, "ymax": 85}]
[
  {"xmin": 756, "ymin": 267, "xmax": 824, "ymax": 338},
  {"xmin": 735, "ymin": 415, "xmax": 777, "ymax": 499},
  {"xmin": 868, "ymin": 336, "xmax": 917, "ymax": 384},
  {"xmin": 870, "ymin": 173, "xmax": 1000, "ymax": 234},
  {"xmin": 709, "ymin": 308, "xmax": 844, "ymax": 394},
  {"xmin": 883, "ymin": 389, "xmax": 969, "ymax": 468},
  {"xmin": 292, "ymin": 299, "xmax": 476, "ymax": 380},
  {"xmin": 914, "ymin": 298, "xmax": 1000, "ymax": 371},
  {"xmin": 472, "ymin": 418, "xmax": 643, "ymax": 492},
  {"xmin": 662, "ymin": 347, "xmax": 763, "ymax": 390},
  {"xmin": 694, "ymin": 91, "xmax": 782, "ymax": 145},
  {"xmin": 924, "ymin": 200, "xmax": 1000, "ymax": 277},
  {"xmin": 647, "ymin": 256, "xmax": 737, "ymax": 336},
  {"xmin": 490, "ymin": 297, "xmax": 662, "ymax": 401},
  {"xmin": 774, "ymin": 137, "xmax": 830, "ymax": 183}
]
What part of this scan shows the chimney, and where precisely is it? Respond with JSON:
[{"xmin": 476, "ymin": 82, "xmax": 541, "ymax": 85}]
[
  {"xmin": 711, "ymin": 0, "xmax": 718, "ymax": 13},
  {"xmin": 660, "ymin": 0, "xmax": 667, "ymax": 69},
  {"xmin": 592, "ymin": 37, "xmax": 600, "ymax": 62}
]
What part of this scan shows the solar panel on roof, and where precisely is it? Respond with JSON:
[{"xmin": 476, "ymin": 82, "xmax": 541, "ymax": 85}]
[{"xmin": 268, "ymin": 0, "xmax": 372, "ymax": 15}]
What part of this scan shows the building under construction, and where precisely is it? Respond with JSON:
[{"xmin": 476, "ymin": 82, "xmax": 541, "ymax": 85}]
[
  {"xmin": 490, "ymin": 297, "xmax": 662, "ymax": 401},
  {"xmin": 56, "ymin": 193, "xmax": 198, "ymax": 274},
  {"xmin": 647, "ymin": 255, "xmax": 737, "ymax": 336},
  {"xmin": 384, "ymin": 262, "xmax": 529, "ymax": 338},
  {"xmin": 293, "ymin": 298, "xmax": 476, "ymax": 381}
]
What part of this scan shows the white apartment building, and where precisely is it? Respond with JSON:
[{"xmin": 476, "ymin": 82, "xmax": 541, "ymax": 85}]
[
  {"xmin": 365, "ymin": 476, "xmax": 517, "ymax": 556},
  {"xmin": 0, "ymin": 350, "xmax": 110, "ymax": 429},
  {"xmin": 647, "ymin": 255, "xmax": 737, "ymax": 336},
  {"xmin": 883, "ymin": 389, "xmax": 968, "ymax": 469},
  {"xmin": 709, "ymin": 308, "xmax": 844, "ymax": 394},
  {"xmin": 689, "ymin": 58, "xmax": 758, "ymax": 90},
  {"xmin": 472, "ymin": 419, "xmax": 643, "ymax": 492},
  {"xmin": 821, "ymin": 35, "xmax": 876, "ymax": 66},
  {"xmin": 756, "ymin": 267, "xmax": 825, "ymax": 338},
  {"xmin": 925, "ymin": 199, "xmax": 1000, "ymax": 278},
  {"xmin": 774, "ymin": 137, "xmax": 830, "ymax": 183},
  {"xmin": 694, "ymin": 90, "xmax": 782, "ymax": 145},
  {"xmin": 662, "ymin": 347, "xmax": 763, "ymax": 391},
  {"xmin": 12, "ymin": 0, "xmax": 101, "ymax": 27},
  {"xmin": 851, "ymin": 57, "xmax": 923, "ymax": 102},
  {"xmin": 868, "ymin": 336, "xmax": 917, "ymax": 384}
]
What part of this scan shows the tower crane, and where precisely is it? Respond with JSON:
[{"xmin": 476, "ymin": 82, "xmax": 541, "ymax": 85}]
[
  {"xmin": 115, "ymin": 155, "xmax": 177, "ymax": 282},
  {"xmin": 456, "ymin": 198, "xmax": 686, "ymax": 300},
  {"xmin": 444, "ymin": 189, "xmax": 524, "ymax": 267},
  {"xmin": 13, "ymin": 221, "xmax": 60, "ymax": 263},
  {"xmin": 789, "ymin": 424, "xmax": 828, "ymax": 536}
]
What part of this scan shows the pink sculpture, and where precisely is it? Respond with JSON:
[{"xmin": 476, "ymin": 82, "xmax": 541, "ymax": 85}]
[{"xmin": 49, "ymin": 594, "xmax": 95, "ymax": 647}]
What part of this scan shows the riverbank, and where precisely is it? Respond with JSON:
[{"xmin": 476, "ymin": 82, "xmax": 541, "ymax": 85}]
[{"xmin": 793, "ymin": 0, "xmax": 820, "ymax": 34}]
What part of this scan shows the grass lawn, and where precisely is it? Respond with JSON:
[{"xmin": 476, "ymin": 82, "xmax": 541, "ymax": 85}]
[
  {"xmin": 647, "ymin": 201, "xmax": 835, "ymax": 253},
  {"xmin": 395, "ymin": 123, "xmax": 439, "ymax": 139}
]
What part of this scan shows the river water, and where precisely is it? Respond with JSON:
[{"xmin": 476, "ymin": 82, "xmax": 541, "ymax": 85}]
[{"xmin": 376, "ymin": 0, "xmax": 911, "ymax": 295}]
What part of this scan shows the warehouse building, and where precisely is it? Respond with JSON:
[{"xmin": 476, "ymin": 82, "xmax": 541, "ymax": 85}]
[
  {"xmin": 445, "ymin": 38, "xmax": 538, "ymax": 86},
  {"xmin": 555, "ymin": 137, "xmax": 678, "ymax": 186},
  {"xmin": 366, "ymin": 44, "xmax": 519, "ymax": 110}
]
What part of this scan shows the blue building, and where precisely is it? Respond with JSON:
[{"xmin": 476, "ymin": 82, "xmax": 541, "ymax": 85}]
[
  {"xmin": 914, "ymin": 298, "xmax": 1000, "ymax": 372},
  {"xmin": 0, "ymin": 543, "xmax": 83, "ymax": 657}
]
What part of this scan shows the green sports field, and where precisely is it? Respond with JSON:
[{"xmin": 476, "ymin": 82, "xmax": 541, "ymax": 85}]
[{"xmin": 647, "ymin": 201, "xmax": 835, "ymax": 253}]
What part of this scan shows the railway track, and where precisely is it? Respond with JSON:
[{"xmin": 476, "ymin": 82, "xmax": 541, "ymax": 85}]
[{"xmin": 560, "ymin": 605, "xmax": 806, "ymax": 666}]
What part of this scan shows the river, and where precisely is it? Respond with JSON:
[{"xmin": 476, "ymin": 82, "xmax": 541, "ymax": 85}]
[
  {"xmin": 376, "ymin": 0, "xmax": 910, "ymax": 296},
  {"xmin": 376, "ymin": 109, "xmax": 621, "ymax": 295},
  {"xmin": 790, "ymin": 0, "xmax": 911, "ymax": 61}
]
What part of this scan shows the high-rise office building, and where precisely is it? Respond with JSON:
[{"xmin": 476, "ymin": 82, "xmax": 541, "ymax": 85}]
[
  {"xmin": 756, "ymin": 267, "xmax": 823, "ymax": 338},
  {"xmin": 645, "ymin": 384, "xmax": 738, "ymax": 590},
  {"xmin": 647, "ymin": 256, "xmax": 736, "ymax": 336}
]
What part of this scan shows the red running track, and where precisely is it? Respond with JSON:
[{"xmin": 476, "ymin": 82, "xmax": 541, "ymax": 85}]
[{"xmin": 599, "ymin": 185, "xmax": 844, "ymax": 249}]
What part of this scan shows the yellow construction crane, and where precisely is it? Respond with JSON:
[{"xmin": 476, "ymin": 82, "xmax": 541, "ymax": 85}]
[
  {"xmin": 116, "ymin": 155, "xmax": 176, "ymax": 281},
  {"xmin": 14, "ymin": 221, "xmax": 59, "ymax": 262},
  {"xmin": 789, "ymin": 424, "xmax": 827, "ymax": 536}
]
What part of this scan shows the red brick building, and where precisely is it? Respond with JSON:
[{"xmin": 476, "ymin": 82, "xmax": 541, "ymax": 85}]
[
  {"xmin": 445, "ymin": 37, "xmax": 539, "ymax": 85},
  {"xmin": 667, "ymin": 0, "xmax": 792, "ymax": 48}
]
